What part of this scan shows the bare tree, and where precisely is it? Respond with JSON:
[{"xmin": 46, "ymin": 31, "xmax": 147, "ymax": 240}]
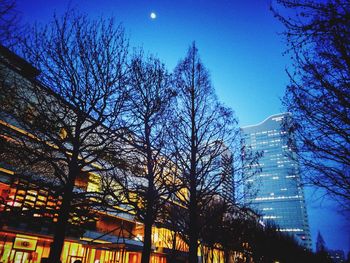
[
  {"xmin": 272, "ymin": 0, "xmax": 350, "ymax": 211},
  {"xmin": 0, "ymin": 10, "xmax": 129, "ymax": 263},
  {"xmin": 102, "ymin": 52, "xmax": 176, "ymax": 263},
  {"xmin": 170, "ymin": 42, "xmax": 239, "ymax": 263}
]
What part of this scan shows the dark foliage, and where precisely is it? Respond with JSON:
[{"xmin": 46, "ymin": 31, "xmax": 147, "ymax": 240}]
[{"xmin": 197, "ymin": 197, "xmax": 326, "ymax": 263}]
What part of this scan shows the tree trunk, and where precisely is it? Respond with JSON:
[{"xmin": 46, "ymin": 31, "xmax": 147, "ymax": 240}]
[
  {"xmin": 48, "ymin": 170, "xmax": 76, "ymax": 262},
  {"xmin": 188, "ymin": 174, "xmax": 199, "ymax": 262},
  {"xmin": 141, "ymin": 120, "xmax": 155, "ymax": 263},
  {"xmin": 48, "ymin": 147, "xmax": 79, "ymax": 263},
  {"xmin": 169, "ymin": 230, "xmax": 177, "ymax": 263},
  {"xmin": 224, "ymin": 249, "xmax": 230, "ymax": 263},
  {"xmin": 188, "ymin": 186, "xmax": 198, "ymax": 263},
  {"xmin": 188, "ymin": 48, "xmax": 199, "ymax": 263},
  {"xmin": 188, "ymin": 46, "xmax": 199, "ymax": 263},
  {"xmin": 141, "ymin": 212, "xmax": 153, "ymax": 263}
]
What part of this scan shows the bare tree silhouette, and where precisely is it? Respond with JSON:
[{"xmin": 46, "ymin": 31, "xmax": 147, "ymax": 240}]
[
  {"xmin": 0, "ymin": 10, "xmax": 129, "ymax": 262},
  {"xmin": 272, "ymin": 0, "xmax": 350, "ymax": 211},
  {"xmin": 102, "ymin": 51, "xmax": 177, "ymax": 263},
  {"xmin": 170, "ymin": 42, "xmax": 239, "ymax": 263}
]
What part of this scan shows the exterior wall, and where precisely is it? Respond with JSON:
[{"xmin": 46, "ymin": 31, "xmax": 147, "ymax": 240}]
[
  {"xmin": 241, "ymin": 113, "xmax": 312, "ymax": 250},
  {"xmin": 328, "ymin": 249, "xmax": 346, "ymax": 263},
  {"xmin": 0, "ymin": 44, "xmax": 239, "ymax": 263},
  {"xmin": 0, "ymin": 231, "xmax": 169, "ymax": 263},
  {"xmin": 220, "ymin": 149, "xmax": 235, "ymax": 203},
  {"xmin": 211, "ymin": 143, "xmax": 234, "ymax": 203},
  {"xmin": 0, "ymin": 45, "xmax": 170, "ymax": 263},
  {"xmin": 0, "ymin": 170, "xmax": 170, "ymax": 263}
]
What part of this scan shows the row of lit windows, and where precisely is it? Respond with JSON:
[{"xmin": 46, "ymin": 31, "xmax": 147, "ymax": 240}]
[
  {"xmin": 248, "ymin": 129, "xmax": 287, "ymax": 137},
  {"xmin": 254, "ymin": 195, "xmax": 301, "ymax": 201},
  {"xmin": 262, "ymin": 215, "xmax": 279, "ymax": 219},
  {"xmin": 262, "ymin": 207, "xmax": 273, "ymax": 211},
  {"xmin": 1, "ymin": 179, "xmax": 61, "ymax": 220},
  {"xmin": 250, "ymin": 145, "xmax": 292, "ymax": 151},
  {"xmin": 279, "ymin": 228, "xmax": 304, "ymax": 232},
  {"xmin": 257, "ymin": 173, "xmax": 297, "ymax": 178}
]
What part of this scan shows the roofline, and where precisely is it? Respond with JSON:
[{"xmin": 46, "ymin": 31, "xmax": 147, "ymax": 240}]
[
  {"xmin": 240, "ymin": 112, "xmax": 291, "ymax": 129},
  {"xmin": 0, "ymin": 44, "xmax": 40, "ymax": 78}
]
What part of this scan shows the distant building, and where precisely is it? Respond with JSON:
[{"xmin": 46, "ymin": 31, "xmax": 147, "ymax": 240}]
[
  {"xmin": 316, "ymin": 231, "xmax": 346, "ymax": 263},
  {"xmin": 207, "ymin": 141, "xmax": 235, "ymax": 203},
  {"xmin": 316, "ymin": 231, "xmax": 327, "ymax": 253},
  {"xmin": 241, "ymin": 113, "xmax": 312, "ymax": 249},
  {"xmin": 0, "ymin": 44, "xmax": 255, "ymax": 263},
  {"xmin": 220, "ymin": 146, "xmax": 235, "ymax": 203},
  {"xmin": 328, "ymin": 249, "xmax": 346, "ymax": 263}
]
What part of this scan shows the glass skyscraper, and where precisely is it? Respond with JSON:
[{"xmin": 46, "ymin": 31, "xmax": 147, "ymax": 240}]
[{"xmin": 241, "ymin": 113, "xmax": 312, "ymax": 249}]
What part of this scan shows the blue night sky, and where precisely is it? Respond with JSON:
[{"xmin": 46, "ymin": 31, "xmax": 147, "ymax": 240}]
[{"xmin": 16, "ymin": 0, "xmax": 349, "ymax": 254}]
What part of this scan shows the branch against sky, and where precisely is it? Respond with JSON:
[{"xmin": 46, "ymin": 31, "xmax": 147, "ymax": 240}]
[
  {"xmin": 0, "ymin": 10, "xmax": 129, "ymax": 263},
  {"xmin": 272, "ymin": 0, "xmax": 350, "ymax": 211},
  {"xmin": 101, "ymin": 51, "xmax": 177, "ymax": 263},
  {"xmin": 169, "ymin": 42, "xmax": 240, "ymax": 263}
]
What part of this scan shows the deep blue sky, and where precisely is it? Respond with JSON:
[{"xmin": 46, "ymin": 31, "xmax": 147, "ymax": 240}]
[{"xmin": 16, "ymin": 0, "xmax": 349, "ymax": 254}]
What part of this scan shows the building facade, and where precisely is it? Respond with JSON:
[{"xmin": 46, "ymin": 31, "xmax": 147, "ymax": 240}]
[
  {"xmin": 0, "ymin": 45, "xmax": 187, "ymax": 263},
  {"xmin": 241, "ymin": 113, "xmax": 312, "ymax": 250},
  {"xmin": 218, "ymin": 145, "xmax": 235, "ymax": 203},
  {"xmin": 328, "ymin": 249, "xmax": 346, "ymax": 263},
  {"xmin": 0, "ymin": 45, "xmax": 251, "ymax": 263}
]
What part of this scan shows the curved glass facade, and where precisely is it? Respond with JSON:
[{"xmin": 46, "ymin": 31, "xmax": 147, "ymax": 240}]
[{"xmin": 241, "ymin": 113, "xmax": 312, "ymax": 250}]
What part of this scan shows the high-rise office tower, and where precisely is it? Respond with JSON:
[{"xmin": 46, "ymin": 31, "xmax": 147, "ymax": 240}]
[
  {"xmin": 241, "ymin": 113, "xmax": 312, "ymax": 249},
  {"xmin": 220, "ymin": 147, "xmax": 235, "ymax": 203}
]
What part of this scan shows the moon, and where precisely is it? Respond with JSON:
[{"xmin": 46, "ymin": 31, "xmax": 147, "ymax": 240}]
[{"xmin": 150, "ymin": 12, "xmax": 157, "ymax": 19}]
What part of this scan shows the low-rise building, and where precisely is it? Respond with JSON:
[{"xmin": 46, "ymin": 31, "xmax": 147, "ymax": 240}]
[
  {"xmin": 0, "ymin": 44, "xmax": 187, "ymax": 263},
  {"xmin": 328, "ymin": 249, "xmax": 346, "ymax": 263}
]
